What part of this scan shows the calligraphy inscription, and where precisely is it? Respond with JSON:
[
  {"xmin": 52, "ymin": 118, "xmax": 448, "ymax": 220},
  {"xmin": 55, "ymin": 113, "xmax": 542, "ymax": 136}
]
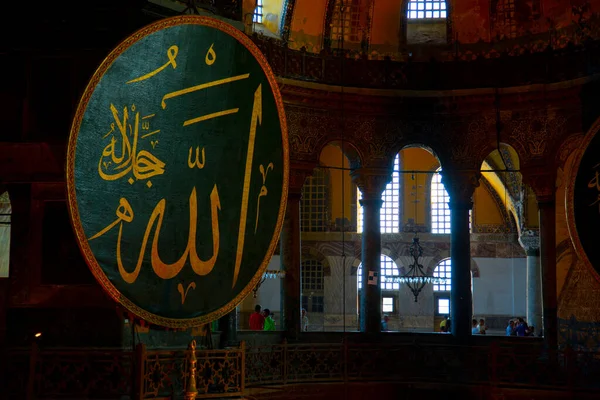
[{"xmin": 69, "ymin": 18, "xmax": 287, "ymax": 324}]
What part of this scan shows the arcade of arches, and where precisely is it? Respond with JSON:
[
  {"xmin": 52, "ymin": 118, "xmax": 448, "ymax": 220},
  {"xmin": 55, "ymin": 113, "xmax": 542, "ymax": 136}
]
[{"xmin": 3, "ymin": 0, "xmax": 600, "ymax": 398}]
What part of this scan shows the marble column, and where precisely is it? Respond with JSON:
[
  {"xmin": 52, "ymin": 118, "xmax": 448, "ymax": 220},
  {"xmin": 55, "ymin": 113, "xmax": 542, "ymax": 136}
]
[
  {"xmin": 519, "ymin": 232, "xmax": 542, "ymax": 334},
  {"xmin": 351, "ymin": 168, "xmax": 391, "ymax": 334},
  {"xmin": 218, "ymin": 310, "xmax": 237, "ymax": 348},
  {"xmin": 539, "ymin": 198, "xmax": 558, "ymax": 350},
  {"xmin": 280, "ymin": 166, "xmax": 312, "ymax": 339},
  {"xmin": 524, "ymin": 170, "xmax": 558, "ymax": 351},
  {"xmin": 281, "ymin": 191, "xmax": 302, "ymax": 339},
  {"xmin": 442, "ymin": 171, "xmax": 479, "ymax": 341}
]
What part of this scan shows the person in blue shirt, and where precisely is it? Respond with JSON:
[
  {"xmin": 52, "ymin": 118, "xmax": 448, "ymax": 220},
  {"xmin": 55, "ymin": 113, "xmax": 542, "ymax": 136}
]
[
  {"xmin": 381, "ymin": 315, "xmax": 389, "ymax": 331},
  {"xmin": 506, "ymin": 320, "xmax": 516, "ymax": 336},
  {"xmin": 515, "ymin": 318, "xmax": 528, "ymax": 336},
  {"xmin": 471, "ymin": 319, "xmax": 479, "ymax": 334}
]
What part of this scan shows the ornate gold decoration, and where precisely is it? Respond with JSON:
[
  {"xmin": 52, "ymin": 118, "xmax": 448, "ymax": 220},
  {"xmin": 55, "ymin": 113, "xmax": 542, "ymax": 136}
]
[
  {"xmin": 286, "ymin": 108, "xmax": 329, "ymax": 161},
  {"xmin": 185, "ymin": 340, "xmax": 198, "ymax": 399},
  {"xmin": 509, "ymin": 111, "xmax": 567, "ymax": 161}
]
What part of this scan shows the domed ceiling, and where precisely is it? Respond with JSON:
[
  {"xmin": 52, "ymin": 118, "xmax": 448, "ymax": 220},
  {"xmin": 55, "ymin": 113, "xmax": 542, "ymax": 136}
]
[{"xmin": 242, "ymin": 0, "xmax": 600, "ymax": 60}]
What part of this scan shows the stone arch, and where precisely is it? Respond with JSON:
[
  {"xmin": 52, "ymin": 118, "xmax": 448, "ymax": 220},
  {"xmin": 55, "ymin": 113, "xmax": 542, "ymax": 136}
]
[
  {"xmin": 392, "ymin": 142, "xmax": 444, "ymax": 169},
  {"xmin": 301, "ymin": 245, "xmax": 331, "ymax": 276},
  {"xmin": 425, "ymin": 255, "xmax": 479, "ymax": 278},
  {"xmin": 480, "ymin": 143, "xmax": 526, "ymax": 231},
  {"xmin": 396, "ymin": 144, "xmax": 443, "ymax": 233},
  {"xmin": 316, "ymin": 139, "xmax": 363, "ymax": 170},
  {"xmin": 279, "ymin": 0, "xmax": 297, "ymax": 42},
  {"xmin": 315, "ymin": 140, "xmax": 360, "ymax": 231},
  {"xmin": 356, "ymin": 252, "xmax": 401, "ymax": 288},
  {"xmin": 475, "ymin": 175, "xmax": 517, "ymax": 233}
]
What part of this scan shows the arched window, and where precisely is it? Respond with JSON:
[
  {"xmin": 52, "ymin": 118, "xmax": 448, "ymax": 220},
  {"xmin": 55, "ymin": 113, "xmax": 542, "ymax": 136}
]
[
  {"xmin": 301, "ymin": 259, "xmax": 324, "ymax": 313},
  {"xmin": 431, "ymin": 169, "xmax": 450, "ymax": 234},
  {"xmin": 433, "ymin": 259, "xmax": 451, "ymax": 292},
  {"xmin": 358, "ymin": 153, "xmax": 400, "ymax": 233},
  {"xmin": 301, "ymin": 168, "xmax": 329, "ymax": 232},
  {"xmin": 407, "ymin": 0, "xmax": 447, "ymax": 20},
  {"xmin": 331, "ymin": 0, "xmax": 363, "ymax": 44},
  {"xmin": 253, "ymin": 0, "xmax": 264, "ymax": 23},
  {"xmin": 431, "ymin": 168, "xmax": 472, "ymax": 234},
  {"xmin": 494, "ymin": 0, "xmax": 517, "ymax": 39},
  {"xmin": 357, "ymin": 254, "xmax": 400, "ymax": 290},
  {"xmin": 0, "ymin": 192, "xmax": 11, "ymax": 278}
]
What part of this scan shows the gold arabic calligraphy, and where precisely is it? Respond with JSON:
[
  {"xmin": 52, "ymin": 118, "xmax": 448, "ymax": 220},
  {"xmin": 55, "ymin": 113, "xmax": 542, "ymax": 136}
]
[
  {"xmin": 126, "ymin": 45, "xmax": 178, "ymax": 84},
  {"xmin": 88, "ymin": 186, "xmax": 222, "ymax": 284},
  {"xmin": 255, "ymin": 162, "xmax": 274, "ymax": 233},
  {"xmin": 98, "ymin": 104, "xmax": 165, "ymax": 185}
]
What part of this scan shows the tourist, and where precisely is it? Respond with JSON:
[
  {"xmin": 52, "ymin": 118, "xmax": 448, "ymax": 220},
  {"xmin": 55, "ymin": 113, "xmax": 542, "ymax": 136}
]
[
  {"xmin": 263, "ymin": 308, "xmax": 276, "ymax": 331},
  {"xmin": 506, "ymin": 320, "xmax": 516, "ymax": 336},
  {"xmin": 471, "ymin": 319, "xmax": 479, "ymax": 334},
  {"xmin": 249, "ymin": 304, "xmax": 265, "ymax": 331},
  {"xmin": 302, "ymin": 308, "xmax": 309, "ymax": 332},
  {"xmin": 381, "ymin": 315, "xmax": 390, "ymax": 331},
  {"xmin": 478, "ymin": 318, "xmax": 488, "ymax": 335},
  {"xmin": 440, "ymin": 316, "xmax": 449, "ymax": 332},
  {"xmin": 515, "ymin": 318, "xmax": 528, "ymax": 336}
]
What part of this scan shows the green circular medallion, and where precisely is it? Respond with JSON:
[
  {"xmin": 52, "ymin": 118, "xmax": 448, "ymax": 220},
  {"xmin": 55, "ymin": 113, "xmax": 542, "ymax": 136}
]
[{"xmin": 67, "ymin": 16, "xmax": 288, "ymax": 328}]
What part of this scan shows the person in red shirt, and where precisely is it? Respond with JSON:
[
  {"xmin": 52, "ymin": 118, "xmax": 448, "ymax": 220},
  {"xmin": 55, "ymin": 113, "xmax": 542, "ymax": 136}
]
[{"xmin": 249, "ymin": 304, "xmax": 265, "ymax": 330}]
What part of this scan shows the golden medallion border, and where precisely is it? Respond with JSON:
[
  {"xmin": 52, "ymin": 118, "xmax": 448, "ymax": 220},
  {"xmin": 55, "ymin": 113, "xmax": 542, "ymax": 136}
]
[
  {"xmin": 66, "ymin": 16, "xmax": 289, "ymax": 328},
  {"xmin": 566, "ymin": 117, "xmax": 600, "ymax": 285}
]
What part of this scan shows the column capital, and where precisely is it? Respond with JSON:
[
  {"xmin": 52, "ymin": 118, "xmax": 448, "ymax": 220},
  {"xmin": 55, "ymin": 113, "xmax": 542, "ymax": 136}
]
[
  {"xmin": 440, "ymin": 170, "xmax": 480, "ymax": 210},
  {"xmin": 289, "ymin": 161, "xmax": 316, "ymax": 196},
  {"xmin": 519, "ymin": 230, "xmax": 540, "ymax": 255},
  {"xmin": 351, "ymin": 168, "xmax": 392, "ymax": 200},
  {"xmin": 521, "ymin": 168, "xmax": 556, "ymax": 204}
]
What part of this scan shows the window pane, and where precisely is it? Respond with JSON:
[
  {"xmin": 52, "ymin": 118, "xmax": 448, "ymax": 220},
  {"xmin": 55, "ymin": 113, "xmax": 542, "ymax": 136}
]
[
  {"xmin": 358, "ymin": 254, "xmax": 400, "ymax": 290},
  {"xmin": 433, "ymin": 259, "xmax": 452, "ymax": 292},
  {"xmin": 431, "ymin": 168, "xmax": 451, "ymax": 234},
  {"xmin": 358, "ymin": 153, "xmax": 400, "ymax": 233},
  {"xmin": 383, "ymin": 297, "xmax": 394, "ymax": 312},
  {"xmin": 407, "ymin": 0, "xmax": 447, "ymax": 19},
  {"xmin": 301, "ymin": 168, "xmax": 329, "ymax": 232}
]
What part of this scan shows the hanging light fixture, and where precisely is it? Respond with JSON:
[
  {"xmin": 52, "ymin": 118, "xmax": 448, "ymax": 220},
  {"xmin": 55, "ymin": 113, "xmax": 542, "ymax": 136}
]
[
  {"xmin": 393, "ymin": 233, "xmax": 444, "ymax": 302},
  {"xmin": 386, "ymin": 171, "xmax": 444, "ymax": 301},
  {"xmin": 252, "ymin": 270, "xmax": 286, "ymax": 298}
]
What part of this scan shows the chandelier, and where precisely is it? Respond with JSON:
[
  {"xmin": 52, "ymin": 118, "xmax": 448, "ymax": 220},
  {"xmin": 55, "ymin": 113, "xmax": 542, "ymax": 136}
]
[
  {"xmin": 252, "ymin": 270, "xmax": 286, "ymax": 298},
  {"xmin": 387, "ymin": 233, "xmax": 445, "ymax": 302}
]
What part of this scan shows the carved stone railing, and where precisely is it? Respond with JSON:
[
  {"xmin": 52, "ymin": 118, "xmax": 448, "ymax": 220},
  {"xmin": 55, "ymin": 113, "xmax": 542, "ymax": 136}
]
[
  {"xmin": 245, "ymin": 340, "xmax": 600, "ymax": 391},
  {"xmin": 250, "ymin": 34, "xmax": 600, "ymax": 91},
  {"xmin": 7, "ymin": 340, "xmax": 600, "ymax": 399},
  {"xmin": 7, "ymin": 343, "xmax": 245, "ymax": 399}
]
